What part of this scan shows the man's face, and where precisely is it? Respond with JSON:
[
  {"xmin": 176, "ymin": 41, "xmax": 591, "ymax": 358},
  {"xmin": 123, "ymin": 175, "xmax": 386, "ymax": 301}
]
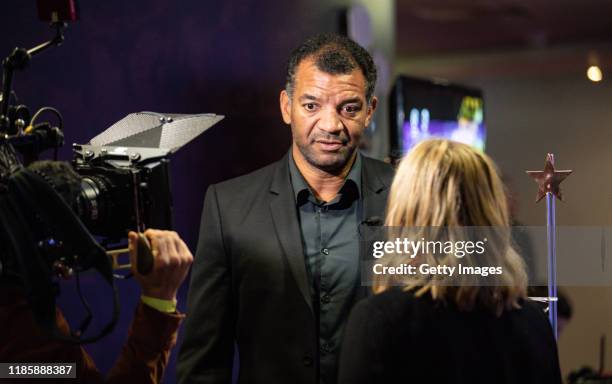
[{"xmin": 280, "ymin": 58, "xmax": 377, "ymax": 173}]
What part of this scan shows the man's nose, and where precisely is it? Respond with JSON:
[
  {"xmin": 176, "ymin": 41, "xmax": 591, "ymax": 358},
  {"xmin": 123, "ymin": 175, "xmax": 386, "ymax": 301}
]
[{"xmin": 316, "ymin": 106, "xmax": 343, "ymax": 134}]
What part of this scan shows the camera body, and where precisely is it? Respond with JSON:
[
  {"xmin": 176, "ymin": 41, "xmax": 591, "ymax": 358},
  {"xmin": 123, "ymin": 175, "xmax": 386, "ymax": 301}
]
[{"xmin": 72, "ymin": 144, "xmax": 173, "ymax": 241}]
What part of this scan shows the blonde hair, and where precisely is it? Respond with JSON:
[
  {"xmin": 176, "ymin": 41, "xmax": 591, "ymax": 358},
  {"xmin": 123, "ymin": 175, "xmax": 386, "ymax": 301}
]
[{"xmin": 374, "ymin": 139, "xmax": 527, "ymax": 313}]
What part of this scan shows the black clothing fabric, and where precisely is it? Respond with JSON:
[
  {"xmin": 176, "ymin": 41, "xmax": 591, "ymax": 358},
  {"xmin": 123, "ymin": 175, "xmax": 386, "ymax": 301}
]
[
  {"xmin": 289, "ymin": 152, "xmax": 362, "ymax": 384},
  {"xmin": 338, "ymin": 288, "xmax": 563, "ymax": 384},
  {"xmin": 0, "ymin": 165, "xmax": 117, "ymax": 344},
  {"xmin": 177, "ymin": 151, "xmax": 394, "ymax": 384}
]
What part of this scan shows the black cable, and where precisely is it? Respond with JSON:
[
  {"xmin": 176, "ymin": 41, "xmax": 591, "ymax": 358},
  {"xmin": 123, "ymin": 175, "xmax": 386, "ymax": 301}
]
[
  {"xmin": 29, "ymin": 107, "xmax": 63, "ymax": 160},
  {"xmin": 30, "ymin": 106, "xmax": 63, "ymax": 131},
  {"xmin": 73, "ymin": 268, "xmax": 93, "ymax": 338},
  {"xmin": 2, "ymin": 90, "xmax": 20, "ymax": 105}
]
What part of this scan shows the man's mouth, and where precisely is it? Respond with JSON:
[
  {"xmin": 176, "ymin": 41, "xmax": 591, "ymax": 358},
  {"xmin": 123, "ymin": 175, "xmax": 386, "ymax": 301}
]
[{"xmin": 315, "ymin": 140, "xmax": 344, "ymax": 151}]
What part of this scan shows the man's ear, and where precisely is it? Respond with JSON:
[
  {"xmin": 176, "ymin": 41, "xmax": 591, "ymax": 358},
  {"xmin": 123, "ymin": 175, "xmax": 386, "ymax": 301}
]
[
  {"xmin": 280, "ymin": 90, "xmax": 292, "ymax": 125},
  {"xmin": 365, "ymin": 96, "xmax": 378, "ymax": 127}
]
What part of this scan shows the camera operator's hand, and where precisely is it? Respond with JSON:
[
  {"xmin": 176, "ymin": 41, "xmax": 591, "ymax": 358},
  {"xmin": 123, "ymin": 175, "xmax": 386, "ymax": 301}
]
[{"xmin": 128, "ymin": 229, "xmax": 193, "ymax": 301}]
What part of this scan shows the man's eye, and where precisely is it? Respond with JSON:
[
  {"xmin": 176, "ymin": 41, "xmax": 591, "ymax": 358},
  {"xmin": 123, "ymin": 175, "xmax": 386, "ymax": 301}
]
[
  {"xmin": 343, "ymin": 105, "xmax": 361, "ymax": 114},
  {"xmin": 304, "ymin": 103, "xmax": 317, "ymax": 111}
]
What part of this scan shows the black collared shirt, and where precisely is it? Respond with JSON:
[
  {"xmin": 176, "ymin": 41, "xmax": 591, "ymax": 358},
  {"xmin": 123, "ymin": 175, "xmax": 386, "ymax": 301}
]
[{"xmin": 289, "ymin": 151, "xmax": 362, "ymax": 384}]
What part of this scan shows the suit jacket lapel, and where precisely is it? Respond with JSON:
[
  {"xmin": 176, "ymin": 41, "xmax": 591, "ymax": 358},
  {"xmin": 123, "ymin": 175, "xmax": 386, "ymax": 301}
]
[
  {"xmin": 358, "ymin": 158, "xmax": 391, "ymax": 300},
  {"xmin": 361, "ymin": 157, "xmax": 389, "ymax": 226},
  {"xmin": 268, "ymin": 152, "xmax": 313, "ymax": 313}
]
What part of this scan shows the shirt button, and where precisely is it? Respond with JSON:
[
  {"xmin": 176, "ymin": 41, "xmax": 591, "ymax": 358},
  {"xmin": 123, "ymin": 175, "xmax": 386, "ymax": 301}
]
[
  {"xmin": 321, "ymin": 248, "xmax": 329, "ymax": 255},
  {"xmin": 303, "ymin": 356, "xmax": 313, "ymax": 367},
  {"xmin": 321, "ymin": 295, "xmax": 331, "ymax": 304},
  {"xmin": 320, "ymin": 343, "xmax": 332, "ymax": 354}
]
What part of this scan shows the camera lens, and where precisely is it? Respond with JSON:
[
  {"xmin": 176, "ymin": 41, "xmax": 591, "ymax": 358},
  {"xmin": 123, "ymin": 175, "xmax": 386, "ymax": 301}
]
[{"xmin": 76, "ymin": 175, "xmax": 111, "ymax": 229}]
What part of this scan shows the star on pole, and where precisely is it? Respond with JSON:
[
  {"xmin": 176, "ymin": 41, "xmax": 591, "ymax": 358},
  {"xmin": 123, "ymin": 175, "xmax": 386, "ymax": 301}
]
[{"xmin": 526, "ymin": 153, "xmax": 572, "ymax": 203}]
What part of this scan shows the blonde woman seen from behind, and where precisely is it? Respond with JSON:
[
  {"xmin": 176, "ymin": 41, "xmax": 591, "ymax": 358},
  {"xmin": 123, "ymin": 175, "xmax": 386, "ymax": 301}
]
[{"xmin": 338, "ymin": 139, "xmax": 562, "ymax": 384}]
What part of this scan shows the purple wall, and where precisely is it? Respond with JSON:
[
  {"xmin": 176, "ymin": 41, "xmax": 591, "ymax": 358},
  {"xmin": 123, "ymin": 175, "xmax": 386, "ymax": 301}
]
[{"xmin": 0, "ymin": 1, "xmax": 342, "ymax": 381}]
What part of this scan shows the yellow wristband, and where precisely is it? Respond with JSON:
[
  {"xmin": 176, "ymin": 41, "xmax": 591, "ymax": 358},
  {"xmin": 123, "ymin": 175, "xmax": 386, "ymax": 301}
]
[{"xmin": 141, "ymin": 295, "xmax": 177, "ymax": 313}]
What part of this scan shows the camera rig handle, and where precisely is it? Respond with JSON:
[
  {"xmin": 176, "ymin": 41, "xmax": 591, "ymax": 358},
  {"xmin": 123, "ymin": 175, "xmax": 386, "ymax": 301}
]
[
  {"xmin": 136, "ymin": 233, "xmax": 154, "ymax": 275},
  {"xmin": 132, "ymin": 170, "xmax": 154, "ymax": 275},
  {"xmin": 106, "ymin": 234, "xmax": 154, "ymax": 275}
]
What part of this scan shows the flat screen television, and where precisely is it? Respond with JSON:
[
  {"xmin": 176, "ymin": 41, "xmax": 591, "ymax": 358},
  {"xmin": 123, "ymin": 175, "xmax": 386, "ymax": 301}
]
[{"xmin": 389, "ymin": 75, "xmax": 486, "ymax": 155}]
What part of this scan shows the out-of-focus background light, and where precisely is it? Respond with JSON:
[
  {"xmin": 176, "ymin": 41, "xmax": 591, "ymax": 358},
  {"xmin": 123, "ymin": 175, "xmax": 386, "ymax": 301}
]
[{"xmin": 587, "ymin": 65, "xmax": 603, "ymax": 82}]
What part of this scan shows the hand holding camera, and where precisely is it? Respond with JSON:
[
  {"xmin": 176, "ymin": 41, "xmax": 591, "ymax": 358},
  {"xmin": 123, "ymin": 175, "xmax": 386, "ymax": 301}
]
[{"xmin": 128, "ymin": 229, "xmax": 193, "ymax": 301}]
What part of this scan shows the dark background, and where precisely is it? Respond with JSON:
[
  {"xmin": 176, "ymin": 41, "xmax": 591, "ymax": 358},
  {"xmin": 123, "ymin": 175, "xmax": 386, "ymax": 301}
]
[{"xmin": 0, "ymin": 1, "xmax": 347, "ymax": 381}]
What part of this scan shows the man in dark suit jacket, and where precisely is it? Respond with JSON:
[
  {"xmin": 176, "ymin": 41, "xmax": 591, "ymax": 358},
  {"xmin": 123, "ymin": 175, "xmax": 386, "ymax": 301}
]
[{"xmin": 177, "ymin": 34, "xmax": 394, "ymax": 384}]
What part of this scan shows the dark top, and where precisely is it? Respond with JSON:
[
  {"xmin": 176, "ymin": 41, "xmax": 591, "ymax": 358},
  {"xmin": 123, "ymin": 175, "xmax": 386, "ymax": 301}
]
[
  {"xmin": 338, "ymin": 288, "xmax": 562, "ymax": 384},
  {"xmin": 289, "ymin": 152, "xmax": 362, "ymax": 384}
]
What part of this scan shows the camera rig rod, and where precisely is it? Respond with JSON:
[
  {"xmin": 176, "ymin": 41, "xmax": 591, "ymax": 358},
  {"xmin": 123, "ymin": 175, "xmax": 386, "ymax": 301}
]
[{"xmin": 0, "ymin": 22, "xmax": 67, "ymax": 134}]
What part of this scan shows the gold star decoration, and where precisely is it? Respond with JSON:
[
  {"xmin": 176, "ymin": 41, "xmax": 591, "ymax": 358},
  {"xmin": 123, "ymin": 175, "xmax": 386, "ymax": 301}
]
[{"xmin": 526, "ymin": 154, "xmax": 572, "ymax": 203}]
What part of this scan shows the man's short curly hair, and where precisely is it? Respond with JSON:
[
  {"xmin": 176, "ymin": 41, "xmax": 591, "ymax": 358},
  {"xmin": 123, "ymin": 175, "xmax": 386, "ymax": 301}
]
[{"xmin": 285, "ymin": 34, "xmax": 377, "ymax": 103}]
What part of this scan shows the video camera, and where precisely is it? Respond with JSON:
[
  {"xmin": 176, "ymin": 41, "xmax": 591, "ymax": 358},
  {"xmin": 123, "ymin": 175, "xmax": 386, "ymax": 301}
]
[{"xmin": 0, "ymin": 1, "xmax": 222, "ymax": 343}]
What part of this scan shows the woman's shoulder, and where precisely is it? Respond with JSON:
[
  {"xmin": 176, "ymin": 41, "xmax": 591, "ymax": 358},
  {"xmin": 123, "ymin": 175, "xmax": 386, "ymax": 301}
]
[
  {"xmin": 351, "ymin": 288, "xmax": 430, "ymax": 325},
  {"xmin": 361, "ymin": 288, "xmax": 419, "ymax": 306},
  {"xmin": 355, "ymin": 289, "xmax": 552, "ymax": 327},
  {"xmin": 356, "ymin": 288, "xmax": 416, "ymax": 310},
  {"xmin": 510, "ymin": 298, "xmax": 558, "ymax": 334}
]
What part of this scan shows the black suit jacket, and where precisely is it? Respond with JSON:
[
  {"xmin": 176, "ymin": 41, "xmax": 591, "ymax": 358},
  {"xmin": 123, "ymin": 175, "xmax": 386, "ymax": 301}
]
[{"xmin": 177, "ymin": 151, "xmax": 395, "ymax": 384}]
